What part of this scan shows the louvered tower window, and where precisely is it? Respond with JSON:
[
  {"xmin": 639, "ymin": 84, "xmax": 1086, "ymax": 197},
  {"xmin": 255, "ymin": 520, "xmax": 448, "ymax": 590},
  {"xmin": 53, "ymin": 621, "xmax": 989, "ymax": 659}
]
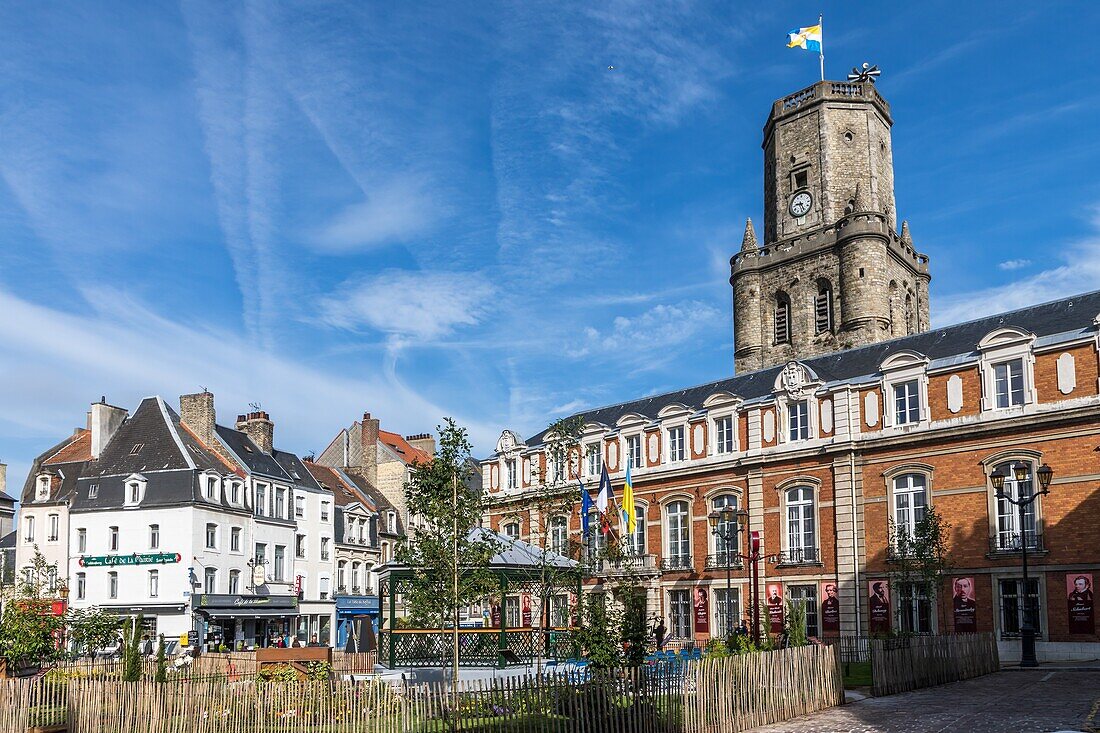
[
  {"xmin": 774, "ymin": 295, "xmax": 791, "ymax": 344},
  {"xmin": 814, "ymin": 284, "xmax": 833, "ymax": 334}
]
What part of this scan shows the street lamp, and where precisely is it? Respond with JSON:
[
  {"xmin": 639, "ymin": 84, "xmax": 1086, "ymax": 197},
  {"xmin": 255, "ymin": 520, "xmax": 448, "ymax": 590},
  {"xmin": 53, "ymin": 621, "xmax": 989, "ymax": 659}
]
[
  {"xmin": 990, "ymin": 462, "xmax": 1054, "ymax": 668},
  {"xmin": 708, "ymin": 506, "xmax": 740, "ymax": 640}
]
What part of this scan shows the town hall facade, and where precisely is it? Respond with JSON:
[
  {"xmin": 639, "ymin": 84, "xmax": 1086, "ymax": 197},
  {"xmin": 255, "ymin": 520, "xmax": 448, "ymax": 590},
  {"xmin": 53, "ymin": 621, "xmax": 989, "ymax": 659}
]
[{"xmin": 481, "ymin": 79, "xmax": 1100, "ymax": 662}]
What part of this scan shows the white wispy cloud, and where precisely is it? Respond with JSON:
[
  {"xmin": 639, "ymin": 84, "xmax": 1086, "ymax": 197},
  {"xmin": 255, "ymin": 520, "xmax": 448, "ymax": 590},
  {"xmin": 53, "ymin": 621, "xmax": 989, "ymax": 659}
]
[
  {"xmin": 312, "ymin": 175, "xmax": 445, "ymax": 252},
  {"xmin": 568, "ymin": 300, "xmax": 723, "ymax": 362},
  {"xmin": 0, "ymin": 284, "xmax": 498, "ymax": 464},
  {"xmin": 935, "ymin": 211, "xmax": 1100, "ymax": 326},
  {"xmin": 998, "ymin": 259, "xmax": 1031, "ymax": 271},
  {"xmin": 317, "ymin": 270, "xmax": 496, "ymax": 341}
]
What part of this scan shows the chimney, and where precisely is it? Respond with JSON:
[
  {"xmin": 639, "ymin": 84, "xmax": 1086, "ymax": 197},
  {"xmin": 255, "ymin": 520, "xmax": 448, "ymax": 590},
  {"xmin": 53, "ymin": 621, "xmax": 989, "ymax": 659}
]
[
  {"xmin": 405, "ymin": 433, "xmax": 436, "ymax": 458},
  {"xmin": 90, "ymin": 397, "xmax": 128, "ymax": 459},
  {"xmin": 180, "ymin": 390, "xmax": 216, "ymax": 446},
  {"xmin": 361, "ymin": 412, "xmax": 379, "ymax": 486},
  {"xmin": 237, "ymin": 411, "xmax": 274, "ymax": 454}
]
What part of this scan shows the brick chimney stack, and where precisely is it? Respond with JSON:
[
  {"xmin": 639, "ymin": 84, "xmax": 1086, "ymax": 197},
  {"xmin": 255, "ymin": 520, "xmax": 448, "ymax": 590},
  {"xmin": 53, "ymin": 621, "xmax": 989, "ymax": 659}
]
[
  {"xmin": 405, "ymin": 433, "xmax": 436, "ymax": 458},
  {"xmin": 180, "ymin": 390, "xmax": 216, "ymax": 447},
  {"xmin": 360, "ymin": 412, "xmax": 379, "ymax": 486},
  {"xmin": 237, "ymin": 411, "xmax": 274, "ymax": 454}
]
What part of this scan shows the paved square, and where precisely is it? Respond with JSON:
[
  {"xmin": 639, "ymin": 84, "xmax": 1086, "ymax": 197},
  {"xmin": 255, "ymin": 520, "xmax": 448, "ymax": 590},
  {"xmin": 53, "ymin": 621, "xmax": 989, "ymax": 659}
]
[{"xmin": 751, "ymin": 670, "xmax": 1100, "ymax": 732}]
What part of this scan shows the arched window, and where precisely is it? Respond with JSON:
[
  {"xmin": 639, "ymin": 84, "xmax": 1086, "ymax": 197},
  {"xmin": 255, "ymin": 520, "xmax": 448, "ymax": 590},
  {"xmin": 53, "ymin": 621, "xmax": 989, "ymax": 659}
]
[
  {"xmin": 993, "ymin": 461, "xmax": 1039, "ymax": 551},
  {"xmin": 905, "ymin": 293, "xmax": 915, "ymax": 334},
  {"xmin": 665, "ymin": 501, "xmax": 691, "ymax": 568},
  {"xmin": 711, "ymin": 494, "xmax": 739, "ymax": 564},
  {"xmin": 774, "ymin": 293, "xmax": 791, "ymax": 345},
  {"xmin": 814, "ymin": 282, "xmax": 833, "ymax": 334},
  {"xmin": 784, "ymin": 487, "xmax": 816, "ymax": 563},
  {"xmin": 503, "ymin": 522, "xmax": 520, "ymax": 541},
  {"xmin": 892, "ymin": 474, "xmax": 929, "ymax": 549}
]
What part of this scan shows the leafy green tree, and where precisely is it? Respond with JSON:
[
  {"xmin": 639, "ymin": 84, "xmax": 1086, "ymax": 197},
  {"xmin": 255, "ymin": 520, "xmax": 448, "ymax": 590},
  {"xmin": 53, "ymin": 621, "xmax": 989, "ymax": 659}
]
[
  {"xmin": 888, "ymin": 505, "xmax": 952, "ymax": 634},
  {"xmin": 0, "ymin": 548, "xmax": 66, "ymax": 673},
  {"xmin": 67, "ymin": 607, "xmax": 124, "ymax": 661},
  {"xmin": 397, "ymin": 419, "xmax": 500, "ymax": 673}
]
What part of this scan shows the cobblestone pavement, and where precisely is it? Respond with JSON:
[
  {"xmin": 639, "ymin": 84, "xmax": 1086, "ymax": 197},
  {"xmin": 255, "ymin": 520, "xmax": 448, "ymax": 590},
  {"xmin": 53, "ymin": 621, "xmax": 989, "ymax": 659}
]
[{"xmin": 751, "ymin": 670, "xmax": 1100, "ymax": 732}]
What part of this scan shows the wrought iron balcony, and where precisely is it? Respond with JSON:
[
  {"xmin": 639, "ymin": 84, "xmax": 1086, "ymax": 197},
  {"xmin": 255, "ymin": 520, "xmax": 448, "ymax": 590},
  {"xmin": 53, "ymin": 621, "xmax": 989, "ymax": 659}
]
[
  {"xmin": 660, "ymin": 555, "xmax": 693, "ymax": 572},
  {"xmin": 988, "ymin": 530, "xmax": 1045, "ymax": 555},
  {"xmin": 704, "ymin": 552, "xmax": 744, "ymax": 571},
  {"xmin": 775, "ymin": 547, "xmax": 819, "ymax": 565}
]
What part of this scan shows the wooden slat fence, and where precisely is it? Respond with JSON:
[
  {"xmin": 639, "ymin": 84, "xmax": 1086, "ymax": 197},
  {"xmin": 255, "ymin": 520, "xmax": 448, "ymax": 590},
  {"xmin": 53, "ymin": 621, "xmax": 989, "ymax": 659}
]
[
  {"xmin": 870, "ymin": 633, "xmax": 999, "ymax": 697},
  {"xmin": 684, "ymin": 644, "xmax": 844, "ymax": 733},
  {"xmin": 0, "ymin": 646, "xmax": 844, "ymax": 732}
]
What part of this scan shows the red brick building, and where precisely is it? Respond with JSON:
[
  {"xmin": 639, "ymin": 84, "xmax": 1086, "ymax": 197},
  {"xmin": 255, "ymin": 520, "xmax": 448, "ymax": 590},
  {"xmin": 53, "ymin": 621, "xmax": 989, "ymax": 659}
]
[{"xmin": 480, "ymin": 79, "xmax": 1100, "ymax": 662}]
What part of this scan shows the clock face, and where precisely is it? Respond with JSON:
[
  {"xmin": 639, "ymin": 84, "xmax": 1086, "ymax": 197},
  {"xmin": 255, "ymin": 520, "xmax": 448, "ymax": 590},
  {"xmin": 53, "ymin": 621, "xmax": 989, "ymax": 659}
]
[{"xmin": 789, "ymin": 191, "xmax": 812, "ymax": 218}]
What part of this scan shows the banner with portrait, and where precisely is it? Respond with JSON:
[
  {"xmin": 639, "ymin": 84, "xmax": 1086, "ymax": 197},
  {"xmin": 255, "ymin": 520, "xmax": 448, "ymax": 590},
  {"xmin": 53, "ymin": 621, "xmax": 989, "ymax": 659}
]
[
  {"xmin": 693, "ymin": 586, "xmax": 709, "ymax": 634},
  {"xmin": 820, "ymin": 581, "xmax": 840, "ymax": 634},
  {"xmin": 868, "ymin": 580, "xmax": 891, "ymax": 634},
  {"xmin": 951, "ymin": 576, "xmax": 977, "ymax": 633},
  {"xmin": 1067, "ymin": 573, "xmax": 1095, "ymax": 635},
  {"xmin": 766, "ymin": 583, "xmax": 785, "ymax": 633},
  {"xmin": 521, "ymin": 594, "xmax": 532, "ymax": 627}
]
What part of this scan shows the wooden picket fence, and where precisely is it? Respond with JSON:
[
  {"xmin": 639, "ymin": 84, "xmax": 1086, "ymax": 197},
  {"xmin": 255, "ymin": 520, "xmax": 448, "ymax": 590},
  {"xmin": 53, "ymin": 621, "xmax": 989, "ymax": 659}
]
[
  {"xmin": 52, "ymin": 651, "xmax": 376, "ymax": 681},
  {"xmin": 870, "ymin": 633, "xmax": 999, "ymax": 697},
  {"xmin": 684, "ymin": 644, "xmax": 844, "ymax": 733},
  {"xmin": 0, "ymin": 645, "xmax": 843, "ymax": 732}
]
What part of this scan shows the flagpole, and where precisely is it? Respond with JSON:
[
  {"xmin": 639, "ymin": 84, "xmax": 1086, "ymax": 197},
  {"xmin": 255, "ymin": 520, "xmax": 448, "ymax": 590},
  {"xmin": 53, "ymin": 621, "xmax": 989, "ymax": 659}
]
[{"xmin": 818, "ymin": 13, "xmax": 824, "ymax": 81}]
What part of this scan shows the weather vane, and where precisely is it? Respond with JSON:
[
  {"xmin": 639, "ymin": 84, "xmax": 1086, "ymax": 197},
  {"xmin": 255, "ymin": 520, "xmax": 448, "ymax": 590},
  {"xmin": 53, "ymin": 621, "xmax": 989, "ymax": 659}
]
[{"xmin": 847, "ymin": 62, "xmax": 881, "ymax": 84}]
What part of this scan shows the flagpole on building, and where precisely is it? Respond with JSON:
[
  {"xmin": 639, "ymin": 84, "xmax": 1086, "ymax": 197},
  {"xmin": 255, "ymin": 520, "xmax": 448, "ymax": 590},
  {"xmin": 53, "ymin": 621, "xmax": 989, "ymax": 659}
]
[{"xmin": 818, "ymin": 13, "xmax": 825, "ymax": 81}]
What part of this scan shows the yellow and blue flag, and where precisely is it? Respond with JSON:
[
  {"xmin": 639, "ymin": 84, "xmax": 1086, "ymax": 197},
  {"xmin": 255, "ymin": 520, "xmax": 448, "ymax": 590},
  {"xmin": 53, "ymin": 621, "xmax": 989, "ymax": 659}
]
[
  {"xmin": 787, "ymin": 24, "xmax": 822, "ymax": 53},
  {"xmin": 621, "ymin": 462, "xmax": 636, "ymax": 535}
]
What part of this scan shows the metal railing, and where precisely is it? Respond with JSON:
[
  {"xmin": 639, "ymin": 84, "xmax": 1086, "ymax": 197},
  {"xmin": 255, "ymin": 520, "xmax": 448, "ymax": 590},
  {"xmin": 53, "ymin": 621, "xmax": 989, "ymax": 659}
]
[
  {"xmin": 660, "ymin": 555, "xmax": 693, "ymax": 571},
  {"xmin": 589, "ymin": 554, "xmax": 658, "ymax": 575},
  {"xmin": 989, "ymin": 529, "xmax": 1044, "ymax": 554},
  {"xmin": 704, "ymin": 552, "xmax": 744, "ymax": 571},
  {"xmin": 775, "ymin": 547, "xmax": 819, "ymax": 565}
]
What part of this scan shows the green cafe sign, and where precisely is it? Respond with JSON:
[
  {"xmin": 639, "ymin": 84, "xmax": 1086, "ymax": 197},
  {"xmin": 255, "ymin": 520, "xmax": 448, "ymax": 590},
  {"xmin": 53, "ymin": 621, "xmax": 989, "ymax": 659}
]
[{"xmin": 78, "ymin": 552, "xmax": 182, "ymax": 567}]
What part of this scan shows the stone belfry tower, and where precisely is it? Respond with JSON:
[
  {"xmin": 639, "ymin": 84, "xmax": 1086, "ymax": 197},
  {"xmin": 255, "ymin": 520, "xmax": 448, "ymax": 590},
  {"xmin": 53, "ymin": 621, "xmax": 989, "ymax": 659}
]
[{"xmin": 731, "ymin": 80, "xmax": 931, "ymax": 374}]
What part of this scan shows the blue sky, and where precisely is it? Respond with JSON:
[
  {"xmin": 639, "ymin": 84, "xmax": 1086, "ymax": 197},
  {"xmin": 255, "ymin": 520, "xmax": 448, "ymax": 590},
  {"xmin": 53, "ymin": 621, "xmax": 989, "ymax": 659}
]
[{"xmin": 2, "ymin": 1, "xmax": 1099, "ymax": 489}]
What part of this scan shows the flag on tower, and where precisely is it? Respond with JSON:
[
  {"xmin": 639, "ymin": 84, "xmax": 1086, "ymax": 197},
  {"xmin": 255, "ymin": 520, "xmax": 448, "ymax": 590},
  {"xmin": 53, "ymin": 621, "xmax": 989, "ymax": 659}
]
[
  {"xmin": 786, "ymin": 23, "xmax": 822, "ymax": 52},
  {"xmin": 621, "ymin": 462, "xmax": 636, "ymax": 535}
]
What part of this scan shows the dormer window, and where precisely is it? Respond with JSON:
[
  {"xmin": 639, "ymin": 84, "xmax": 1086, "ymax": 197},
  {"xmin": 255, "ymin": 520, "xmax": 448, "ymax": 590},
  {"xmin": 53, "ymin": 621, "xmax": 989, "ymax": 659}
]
[
  {"xmin": 387, "ymin": 511, "xmax": 397, "ymax": 534},
  {"xmin": 129, "ymin": 443, "xmax": 144, "ymax": 455},
  {"xmin": 88, "ymin": 484, "xmax": 98, "ymax": 499},
  {"xmin": 715, "ymin": 417, "xmax": 734, "ymax": 454},
  {"xmin": 667, "ymin": 426, "xmax": 685, "ymax": 462},
  {"xmin": 35, "ymin": 474, "xmax": 50, "ymax": 502},
  {"xmin": 204, "ymin": 475, "xmax": 218, "ymax": 501},
  {"xmin": 788, "ymin": 401, "xmax": 809, "ymax": 441},
  {"xmin": 994, "ymin": 359, "xmax": 1025, "ymax": 408},
  {"xmin": 124, "ymin": 475, "xmax": 147, "ymax": 507},
  {"xmin": 585, "ymin": 445, "xmax": 601, "ymax": 477},
  {"xmin": 893, "ymin": 380, "xmax": 920, "ymax": 424},
  {"xmin": 977, "ymin": 328, "xmax": 1036, "ymax": 412},
  {"xmin": 229, "ymin": 481, "xmax": 240, "ymax": 504},
  {"xmin": 506, "ymin": 459, "xmax": 518, "ymax": 489}
]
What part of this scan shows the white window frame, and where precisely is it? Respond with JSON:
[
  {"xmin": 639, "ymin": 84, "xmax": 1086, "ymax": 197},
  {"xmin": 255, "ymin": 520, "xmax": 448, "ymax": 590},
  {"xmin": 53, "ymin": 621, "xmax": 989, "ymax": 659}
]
[
  {"xmin": 666, "ymin": 425, "xmax": 686, "ymax": 463},
  {"xmin": 993, "ymin": 359, "xmax": 1026, "ymax": 409},
  {"xmin": 664, "ymin": 499, "xmax": 691, "ymax": 566},
  {"xmin": 626, "ymin": 435, "xmax": 643, "ymax": 469},
  {"xmin": 506, "ymin": 458, "xmax": 518, "ymax": 489},
  {"xmin": 123, "ymin": 474, "xmax": 147, "ymax": 507},
  {"xmin": 148, "ymin": 569, "xmax": 159, "ymax": 598},
  {"xmin": 47, "ymin": 513, "xmax": 59, "ymax": 543},
  {"xmin": 205, "ymin": 523, "xmax": 218, "ymax": 550},
  {"xmin": 585, "ymin": 444, "xmax": 602, "ymax": 477},
  {"xmin": 320, "ymin": 501, "xmax": 330, "ymax": 522},
  {"xmin": 229, "ymin": 569, "xmax": 240, "ymax": 595},
  {"xmin": 977, "ymin": 328, "xmax": 1036, "ymax": 412},
  {"xmin": 76, "ymin": 527, "xmax": 86, "ymax": 553},
  {"xmin": 109, "ymin": 526, "xmax": 119, "ymax": 552},
  {"xmin": 108, "ymin": 571, "xmax": 118, "ymax": 599},
  {"xmin": 23, "ymin": 516, "xmax": 34, "ymax": 544},
  {"xmin": 884, "ymin": 466, "xmax": 933, "ymax": 552},
  {"xmin": 669, "ymin": 588, "xmax": 692, "ymax": 638},
  {"xmin": 708, "ymin": 492, "xmax": 740, "ymax": 562},
  {"xmin": 76, "ymin": 572, "xmax": 86, "ymax": 600},
  {"xmin": 549, "ymin": 516, "xmax": 568, "ymax": 556},
  {"xmin": 625, "ymin": 502, "xmax": 647, "ymax": 557},
  {"xmin": 989, "ymin": 459, "xmax": 1042, "ymax": 551},
  {"xmin": 294, "ymin": 495, "xmax": 305, "ymax": 519},
  {"xmin": 779, "ymin": 482, "xmax": 819, "ymax": 564},
  {"xmin": 204, "ymin": 568, "xmax": 217, "ymax": 594},
  {"xmin": 35, "ymin": 474, "xmax": 50, "ymax": 502},
  {"xmin": 714, "ymin": 415, "xmax": 735, "ymax": 455},
  {"xmin": 230, "ymin": 526, "xmax": 242, "ymax": 553},
  {"xmin": 787, "ymin": 400, "xmax": 810, "ymax": 442},
  {"xmin": 149, "ymin": 524, "xmax": 160, "ymax": 550}
]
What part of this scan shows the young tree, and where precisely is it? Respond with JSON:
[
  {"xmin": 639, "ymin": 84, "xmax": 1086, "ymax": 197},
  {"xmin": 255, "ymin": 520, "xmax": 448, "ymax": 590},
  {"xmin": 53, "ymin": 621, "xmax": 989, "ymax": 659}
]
[
  {"xmin": 888, "ymin": 505, "xmax": 952, "ymax": 634},
  {"xmin": 0, "ymin": 548, "xmax": 66, "ymax": 674},
  {"xmin": 154, "ymin": 634, "xmax": 168, "ymax": 683},
  {"xmin": 121, "ymin": 614, "xmax": 145, "ymax": 681},
  {"xmin": 67, "ymin": 607, "xmax": 124, "ymax": 661},
  {"xmin": 397, "ymin": 419, "xmax": 500, "ymax": 681}
]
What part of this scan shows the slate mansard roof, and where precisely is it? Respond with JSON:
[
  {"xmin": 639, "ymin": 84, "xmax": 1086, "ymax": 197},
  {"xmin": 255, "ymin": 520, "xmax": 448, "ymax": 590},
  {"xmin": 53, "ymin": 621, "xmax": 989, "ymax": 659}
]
[
  {"xmin": 20, "ymin": 394, "xmax": 324, "ymax": 512},
  {"xmin": 519, "ymin": 288, "xmax": 1100, "ymax": 448}
]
